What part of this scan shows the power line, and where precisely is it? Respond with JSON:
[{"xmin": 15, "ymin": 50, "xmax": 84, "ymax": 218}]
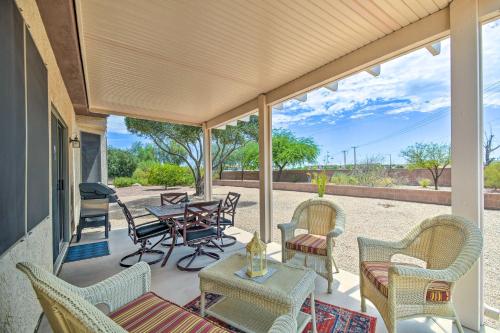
[{"xmin": 316, "ymin": 80, "xmax": 500, "ymax": 161}]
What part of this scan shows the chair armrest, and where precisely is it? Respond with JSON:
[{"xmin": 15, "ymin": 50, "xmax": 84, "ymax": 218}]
[
  {"xmin": 277, "ymin": 221, "xmax": 298, "ymax": 241},
  {"xmin": 135, "ymin": 219, "xmax": 163, "ymax": 227},
  {"xmin": 357, "ymin": 237, "xmax": 405, "ymax": 262},
  {"xmin": 390, "ymin": 264, "xmax": 460, "ymax": 283},
  {"xmin": 388, "ymin": 264, "xmax": 459, "ymax": 305},
  {"xmin": 133, "ymin": 212, "xmax": 154, "ymax": 219},
  {"xmin": 268, "ymin": 314, "xmax": 297, "ymax": 333},
  {"xmin": 329, "ymin": 208, "xmax": 346, "ymax": 238},
  {"xmin": 80, "ymin": 262, "xmax": 151, "ymax": 311}
]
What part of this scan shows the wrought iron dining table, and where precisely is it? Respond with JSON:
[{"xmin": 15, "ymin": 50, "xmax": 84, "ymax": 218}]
[{"xmin": 145, "ymin": 203, "xmax": 187, "ymax": 267}]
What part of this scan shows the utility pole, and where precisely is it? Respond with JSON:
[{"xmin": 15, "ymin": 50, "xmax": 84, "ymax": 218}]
[
  {"xmin": 324, "ymin": 151, "xmax": 330, "ymax": 167},
  {"xmin": 352, "ymin": 146, "xmax": 358, "ymax": 169},
  {"xmin": 342, "ymin": 150, "xmax": 348, "ymax": 169},
  {"xmin": 387, "ymin": 154, "xmax": 392, "ymax": 170}
]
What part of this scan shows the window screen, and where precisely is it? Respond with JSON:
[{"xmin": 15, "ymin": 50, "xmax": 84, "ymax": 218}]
[
  {"xmin": 0, "ymin": 1, "xmax": 26, "ymax": 254},
  {"xmin": 26, "ymin": 31, "xmax": 49, "ymax": 231}
]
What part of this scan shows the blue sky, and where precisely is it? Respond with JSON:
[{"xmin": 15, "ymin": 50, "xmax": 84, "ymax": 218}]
[{"xmin": 107, "ymin": 19, "xmax": 500, "ymax": 165}]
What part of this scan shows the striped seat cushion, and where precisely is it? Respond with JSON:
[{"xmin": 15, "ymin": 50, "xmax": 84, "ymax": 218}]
[
  {"xmin": 109, "ymin": 292, "xmax": 228, "ymax": 333},
  {"xmin": 361, "ymin": 261, "xmax": 451, "ymax": 302},
  {"xmin": 285, "ymin": 234, "xmax": 327, "ymax": 256}
]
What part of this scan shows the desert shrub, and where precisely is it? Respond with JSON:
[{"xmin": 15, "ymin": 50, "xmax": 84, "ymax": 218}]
[
  {"xmin": 131, "ymin": 160, "xmax": 158, "ymax": 185},
  {"xmin": 310, "ymin": 171, "xmax": 328, "ymax": 197},
  {"xmin": 330, "ymin": 173, "xmax": 359, "ymax": 185},
  {"xmin": 376, "ymin": 177, "xmax": 395, "ymax": 187},
  {"xmin": 147, "ymin": 163, "xmax": 193, "ymax": 187},
  {"xmin": 108, "ymin": 148, "xmax": 137, "ymax": 178},
  {"xmin": 419, "ymin": 178, "xmax": 432, "ymax": 188},
  {"xmin": 330, "ymin": 170, "xmax": 394, "ymax": 187},
  {"xmin": 113, "ymin": 177, "xmax": 136, "ymax": 188},
  {"xmin": 485, "ymin": 162, "xmax": 500, "ymax": 190}
]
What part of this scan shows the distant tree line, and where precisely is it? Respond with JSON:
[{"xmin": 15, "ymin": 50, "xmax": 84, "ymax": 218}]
[{"xmin": 107, "ymin": 117, "xmax": 320, "ymax": 194}]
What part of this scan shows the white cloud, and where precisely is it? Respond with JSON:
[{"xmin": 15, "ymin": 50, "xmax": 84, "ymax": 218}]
[
  {"xmin": 106, "ymin": 115, "xmax": 129, "ymax": 134},
  {"xmin": 350, "ymin": 112, "xmax": 374, "ymax": 119}
]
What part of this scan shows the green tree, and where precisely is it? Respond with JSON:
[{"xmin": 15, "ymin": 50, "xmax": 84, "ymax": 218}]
[
  {"xmin": 212, "ymin": 124, "xmax": 247, "ymax": 178},
  {"xmin": 125, "ymin": 118, "xmax": 251, "ymax": 195},
  {"xmin": 130, "ymin": 142, "xmax": 157, "ymax": 162},
  {"xmin": 272, "ymin": 129, "xmax": 319, "ymax": 181},
  {"xmin": 125, "ymin": 118, "xmax": 205, "ymax": 194},
  {"xmin": 107, "ymin": 147, "xmax": 137, "ymax": 178},
  {"xmin": 401, "ymin": 142, "xmax": 450, "ymax": 190},
  {"xmin": 484, "ymin": 162, "xmax": 500, "ymax": 190},
  {"xmin": 229, "ymin": 142, "xmax": 259, "ymax": 180}
]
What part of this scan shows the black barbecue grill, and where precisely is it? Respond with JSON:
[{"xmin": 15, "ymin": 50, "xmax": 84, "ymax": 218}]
[{"xmin": 77, "ymin": 183, "xmax": 117, "ymax": 242}]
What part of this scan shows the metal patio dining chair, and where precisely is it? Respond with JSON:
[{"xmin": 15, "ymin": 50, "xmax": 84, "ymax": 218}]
[
  {"xmin": 117, "ymin": 199, "xmax": 169, "ymax": 267},
  {"xmin": 160, "ymin": 192, "xmax": 189, "ymax": 206},
  {"xmin": 175, "ymin": 200, "xmax": 223, "ymax": 271},
  {"xmin": 160, "ymin": 192, "xmax": 190, "ymax": 247},
  {"xmin": 207, "ymin": 192, "xmax": 241, "ymax": 248}
]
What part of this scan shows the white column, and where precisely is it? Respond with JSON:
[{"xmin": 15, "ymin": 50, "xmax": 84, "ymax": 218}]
[
  {"xmin": 202, "ymin": 123, "xmax": 212, "ymax": 201},
  {"xmin": 450, "ymin": 0, "xmax": 483, "ymax": 330},
  {"xmin": 258, "ymin": 94, "xmax": 272, "ymax": 243}
]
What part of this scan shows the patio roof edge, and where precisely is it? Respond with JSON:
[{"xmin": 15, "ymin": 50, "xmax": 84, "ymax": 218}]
[
  {"xmin": 206, "ymin": 98, "xmax": 259, "ymax": 129},
  {"xmin": 205, "ymin": 7, "xmax": 453, "ymax": 130},
  {"xmin": 90, "ymin": 107, "xmax": 202, "ymax": 127}
]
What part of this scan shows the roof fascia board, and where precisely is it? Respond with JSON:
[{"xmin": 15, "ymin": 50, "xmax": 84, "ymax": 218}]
[{"xmin": 90, "ymin": 107, "xmax": 201, "ymax": 127}]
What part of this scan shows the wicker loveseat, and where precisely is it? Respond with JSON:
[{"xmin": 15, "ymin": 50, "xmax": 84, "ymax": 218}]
[
  {"xmin": 278, "ymin": 198, "xmax": 346, "ymax": 293},
  {"xmin": 358, "ymin": 215, "xmax": 483, "ymax": 333},
  {"xmin": 17, "ymin": 262, "xmax": 296, "ymax": 333}
]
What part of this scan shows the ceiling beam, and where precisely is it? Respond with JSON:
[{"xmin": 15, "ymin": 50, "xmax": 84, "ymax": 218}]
[
  {"xmin": 206, "ymin": 7, "xmax": 450, "ymax": 128},
  {"xmin": 293, "ymin": 94, "xmax": 307, "ymax": 102},
  {"xmin": 365, "ymin": 65, "xmax": 381, "ymax": 77},
  {"xmin": 425, "ymin": 42, "xmax": 442, "ymax": 56},
  {"xmin": 206, "ymin": 98, "xmax": 258, "ymax": 128},
  {"xmin": 324, "ymin": 81, "xmax": 339, "ymax": 92},
  {"xmin": 479, "ymin": 0, "xmax": 500, "ymax": 22}
]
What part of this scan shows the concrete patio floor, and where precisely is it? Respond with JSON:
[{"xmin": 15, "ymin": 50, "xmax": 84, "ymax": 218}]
[{"xmin": 37, "ymin": 226, "xmax": 496, "ymax": 333}]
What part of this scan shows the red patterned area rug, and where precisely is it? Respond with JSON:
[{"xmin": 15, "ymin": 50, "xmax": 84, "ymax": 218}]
[{"xmin": 184, "ymin": 293, "xmax": 376, "ymax": 333}]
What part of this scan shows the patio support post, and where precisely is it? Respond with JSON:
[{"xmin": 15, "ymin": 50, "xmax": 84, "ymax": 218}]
[
  {"xmin": 258, "ymin": 94, "xmax": 272, "ymax": 243},
  {"xmin": 450, "ymin": 0, "xmax": 483, "ymax": 330},
  {"xmin": 202, "ymin": 123, "xmax": 212, "ymax": 201}
]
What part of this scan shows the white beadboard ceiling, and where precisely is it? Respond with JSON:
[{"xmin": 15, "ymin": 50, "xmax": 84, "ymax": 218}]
[{"xmin": 75, "ymin": 0, "xmax": 451, "ymax": 125}]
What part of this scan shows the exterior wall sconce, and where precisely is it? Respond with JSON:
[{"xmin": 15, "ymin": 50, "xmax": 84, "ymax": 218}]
[{"xmin": 69, "ymin": 135, "xmax": 81, "ymax": 148}]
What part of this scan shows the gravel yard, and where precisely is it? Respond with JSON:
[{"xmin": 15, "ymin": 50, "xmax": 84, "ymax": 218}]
[{"xmin": 110, "ymin": 184, "xmax": 499, "ymax": 328}]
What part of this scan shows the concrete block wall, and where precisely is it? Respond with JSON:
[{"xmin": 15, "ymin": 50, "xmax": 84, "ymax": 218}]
[
  {"xmin": 221, "ymin": 168, "xmax": 453, "ymax": 187},
  {"xmin": 213, "ymin": 180, "xmax": 500, "ymax": 210}
]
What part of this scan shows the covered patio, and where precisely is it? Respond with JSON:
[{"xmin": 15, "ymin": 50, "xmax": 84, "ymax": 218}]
[
  {"xmin": 1, "ymin": 0, "xmax": 499, "ymax": 332},
  {"xmin": 38, "ymin": 224, "xmax": 480, "ymax": 333}
]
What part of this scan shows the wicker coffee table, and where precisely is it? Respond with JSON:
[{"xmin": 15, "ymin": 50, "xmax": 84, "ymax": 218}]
[{"xmin": 199, "ymin": 253, "xmax": 317, "ymax": 333}]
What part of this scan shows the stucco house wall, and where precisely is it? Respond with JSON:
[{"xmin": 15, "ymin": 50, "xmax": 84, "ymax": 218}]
[{"xmin": 0, "ymin": 0, "xmax": 78, "ymax": 331}]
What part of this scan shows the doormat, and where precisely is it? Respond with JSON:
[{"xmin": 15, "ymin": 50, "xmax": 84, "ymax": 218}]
[
  {"xmin": 65, "ymin": 241, "xmax": 110, "ymax": 263},
  {"xmin": 184, "ymin": 293, "xmax": 376, "ymax": 333}
]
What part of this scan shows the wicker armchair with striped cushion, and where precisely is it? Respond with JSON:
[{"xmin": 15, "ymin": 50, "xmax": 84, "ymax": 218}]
[
  {"xmin": 358, "ymin": 215, "xmax": 483, "ymax": 333},
  {"xmin": 17, "ymin": 262, "xmax": 296, "ymax": 333},
  {"xmin": 278, "ymin": 198, "xmax": 346, "ymax": 293}
]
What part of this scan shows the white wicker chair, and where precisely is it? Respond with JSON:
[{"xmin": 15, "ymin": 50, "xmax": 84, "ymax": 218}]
[
  {"xmin": 358, "ymin": 215, "xmax": 483, "ymax": 333},
  {"xmin": 278, "ymin": 198, "xmax": 346, "ymax": 293},
  {"xmin": 17, "ymin": 261, "xmax": 296, "ymax": 333}
]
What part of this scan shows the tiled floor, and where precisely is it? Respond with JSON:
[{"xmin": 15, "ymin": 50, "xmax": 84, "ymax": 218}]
[{"xmin": 38, "ymin": 227, "xmax": 497, "ymax": 333}]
